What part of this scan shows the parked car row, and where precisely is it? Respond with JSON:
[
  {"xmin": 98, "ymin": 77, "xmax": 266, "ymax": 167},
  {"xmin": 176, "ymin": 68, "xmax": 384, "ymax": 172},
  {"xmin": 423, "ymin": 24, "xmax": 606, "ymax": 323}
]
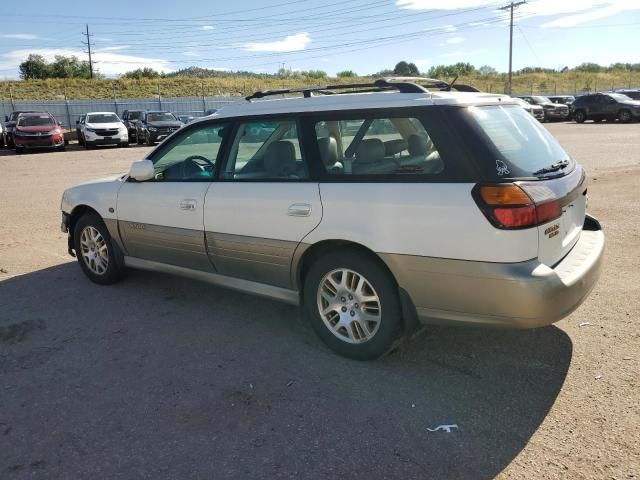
[{"xmin": 513, "ymin": 90, "xmax": 640, "ymax": 124}]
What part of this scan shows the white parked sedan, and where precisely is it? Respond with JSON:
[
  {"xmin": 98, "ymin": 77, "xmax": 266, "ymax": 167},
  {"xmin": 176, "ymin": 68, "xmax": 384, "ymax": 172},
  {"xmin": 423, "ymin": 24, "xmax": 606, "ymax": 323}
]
[
  {"xmin": 60, "ymin": 79, "xmax": 604, "ymax": 359},
  {"xmin": 77, "ymin": 112, "xmax": 128, "ymax": 149}
]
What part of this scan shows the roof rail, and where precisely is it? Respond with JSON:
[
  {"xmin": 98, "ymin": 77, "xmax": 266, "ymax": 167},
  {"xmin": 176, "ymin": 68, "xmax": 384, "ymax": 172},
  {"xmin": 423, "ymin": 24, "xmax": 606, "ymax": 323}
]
[{"xmin": 245, "ymin": 77, "xmax": 479, "ymax": 101}]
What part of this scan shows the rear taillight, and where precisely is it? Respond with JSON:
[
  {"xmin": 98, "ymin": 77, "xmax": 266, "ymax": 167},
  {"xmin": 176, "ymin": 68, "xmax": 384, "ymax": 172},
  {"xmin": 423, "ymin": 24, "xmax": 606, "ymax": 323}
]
[{"xmin": 472, "ymin": 184, "xmax": 561, "ymax": 229}]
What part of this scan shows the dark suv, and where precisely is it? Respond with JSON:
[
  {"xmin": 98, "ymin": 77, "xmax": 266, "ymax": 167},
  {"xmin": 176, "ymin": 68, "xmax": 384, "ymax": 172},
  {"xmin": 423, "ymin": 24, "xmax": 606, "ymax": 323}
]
[
  {"xmin": 135, "ymin": 111, "xmax": 183, "ymax": 145},
  {"xmin": 518, "ymin": 96, "xmax": 570, "ymax": 122},
  {"xmin": 615, "ymin": 90, "xmax": 640, "ymax": 100},
  {"xmin": 572, "ymin": 93, "xmax": 640, "ymax": 123},
  {"xmin": 121, "ymin": 109, "xmax": 146, "ymax": 143}
]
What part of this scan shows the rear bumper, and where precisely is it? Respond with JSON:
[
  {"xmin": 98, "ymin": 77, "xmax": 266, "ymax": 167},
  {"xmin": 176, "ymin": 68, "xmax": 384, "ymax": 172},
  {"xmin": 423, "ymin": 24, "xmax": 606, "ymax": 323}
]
[{"xmin": 381, "ymin": 214, "xmax": 605, "ymax": 329}]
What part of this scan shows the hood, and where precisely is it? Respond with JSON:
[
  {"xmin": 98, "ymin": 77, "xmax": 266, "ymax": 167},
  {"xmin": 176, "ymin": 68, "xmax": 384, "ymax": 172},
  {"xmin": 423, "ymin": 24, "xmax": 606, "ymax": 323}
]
[
  {"xmin": 86, "ymin": 122, "xmax": 124, "ymax": 129},
  {"xmin": 15, "ymin": 124, "xmax": 60, "ymax": 133},
  {"xmin": 146, "ymin": 120, "xmax": 182, "ymax": 128},
  {"xmin": 622, "ymin": 100, "xmax": 640, "ymax": 107}
]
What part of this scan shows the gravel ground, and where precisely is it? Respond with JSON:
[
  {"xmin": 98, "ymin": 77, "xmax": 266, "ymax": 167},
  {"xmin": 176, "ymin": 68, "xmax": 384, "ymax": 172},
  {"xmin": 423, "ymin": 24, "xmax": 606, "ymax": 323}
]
[{"xmin": 0, "ymin": 123, "xmax": 639, "ymax": 479}]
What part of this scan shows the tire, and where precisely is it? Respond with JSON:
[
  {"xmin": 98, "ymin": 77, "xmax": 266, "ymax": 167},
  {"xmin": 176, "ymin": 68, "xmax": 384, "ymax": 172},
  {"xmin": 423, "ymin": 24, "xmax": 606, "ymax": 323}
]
[
  {"xmin": 57, "ymin": 145, "xmax": 66, "ymax": 152},
  {"xmin": 137, "ymin": 131, "xmax": 143, "ymax": 145},
  {"xmin": 574, "ymin": 110, "xmax": 586, "ymax": 123},
  {"xmin": 78, "ymin": 134, "xmax": 84, "ymax": 146},
  {"xmin": 145, "ymin": 133, "xmax": 153, "ymax": 146},
  {"xmin": 73, "ymin": 213, "xmax": 125, "ymax": 285},
  {"xmin": 618, "ymin": 109, "xmax": 633, "ymax": 123},
  {"xmin": 593, "ymin": 117, "xmax": 603, "ymax": 123},
  {"xmin": 303, "ymin": 249, "xmax": 402, "ymax": 360},
  {"xmin": 15, "ymin": 148, "xmax": 23, "ymax": 155},
  {"xmin": 120, "ymin": 142, "xmax": 129, "ymax": 148},
  {"xmin": 85, "ymin": 141, "xmax": 93, "ymax": 150}
]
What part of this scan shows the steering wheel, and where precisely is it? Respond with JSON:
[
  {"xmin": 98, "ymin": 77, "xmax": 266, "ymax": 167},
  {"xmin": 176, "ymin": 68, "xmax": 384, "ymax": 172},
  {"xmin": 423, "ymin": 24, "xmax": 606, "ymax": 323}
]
[{"xmin": 184, "ymin": 155, "xmax": 214, "ymax": 167}]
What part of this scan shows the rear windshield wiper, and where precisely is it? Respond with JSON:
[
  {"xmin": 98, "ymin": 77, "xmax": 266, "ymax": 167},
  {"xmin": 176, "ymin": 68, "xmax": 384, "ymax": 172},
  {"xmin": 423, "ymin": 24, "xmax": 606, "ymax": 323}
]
[{"xmin": 533, "ymin": 160, "xmax": 569, "ymax": 176}]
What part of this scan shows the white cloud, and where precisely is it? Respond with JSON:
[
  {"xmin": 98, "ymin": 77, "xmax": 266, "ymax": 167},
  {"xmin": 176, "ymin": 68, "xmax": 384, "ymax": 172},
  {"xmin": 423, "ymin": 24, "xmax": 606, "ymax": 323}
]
[
  {"xmin": 1, "ymin": 34, "xmax": 39, "ymax": 40},
  {"xmin": 446, "ymin": 36, "xmax": 465, "ymax": 44},
  {"xmin": 396, "ymin": 0, "xmax": 640, "ymax": 27},
  {"xmin": 0, "ymin": 48, "xmax": 172, "ymax": 77},
  {"xmin": 200, "ymin": 25, "xmax": 215, "ymax": 30},
  {"xmin": 243, "ymin": 32, "xmax": 311, "ymax": 52},
  {"xmin": 442, "ymin": 24, "xmax": 457, "ymax": 33},
  {"xmin": 94, "ymin": 46, "xmax": 130, "ymax": 52},
  {"xmin": 413, "ymin": 58, "xmax": 431, "ymax": 69},
  {"xmin": 438, "ymin": 48, "xmax": 487, "ymax": 58}
]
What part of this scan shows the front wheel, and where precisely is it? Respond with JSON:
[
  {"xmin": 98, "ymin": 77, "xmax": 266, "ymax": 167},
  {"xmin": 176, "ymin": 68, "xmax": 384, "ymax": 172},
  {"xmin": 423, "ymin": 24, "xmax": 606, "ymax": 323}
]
[
  {"xmin": 74, "ymin": 213, "xmax": 125, "ymax": 285},
  {"xmin": 303, "ymin": 250, "xmax": 402, "ymax": 360},
  {"xmin": 574, "ymin": 110, "xmax": 586, "ymax": 123},
  {"xmin": 618, "ymin": 109, "xmax": 633, "ymax": 123}
]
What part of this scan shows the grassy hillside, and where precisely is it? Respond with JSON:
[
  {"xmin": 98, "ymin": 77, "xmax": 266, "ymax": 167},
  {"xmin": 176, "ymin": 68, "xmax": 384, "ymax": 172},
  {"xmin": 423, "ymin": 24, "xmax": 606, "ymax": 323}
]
[{"xmin": 1, "ymin": 71, "xmax": 639, "ymax": 100}]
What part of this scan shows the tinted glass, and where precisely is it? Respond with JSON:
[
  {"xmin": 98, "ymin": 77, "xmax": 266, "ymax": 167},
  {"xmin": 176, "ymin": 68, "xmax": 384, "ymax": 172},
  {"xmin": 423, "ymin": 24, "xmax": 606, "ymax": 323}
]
[
  {"xmin": 147, "ymin": 112, "xmax": 176, "ymax": 122},
  {"xmin": 314, "ymin": 116, "xmax": 443, "ymax": 176},
  {"xmin": 221, "ymin": 120, "xmax": 308, "ymax": 180},
  {"xmin": 87, "ymin": 114, "xmax": 119, "ymax": 123},
  {"xmin": 466, "ymin": 105, "xmax": 572, "ymax": 178},
  {"xmin": 17, "ymin": 115, "xmax": 55, "ymax": 127},
  {"xmin": 151, "ymin": 123, "xmax": 228, "ymax": 181},
  {"xmin": 129, "ymin": 111, "xmax": 144, "ymax": 120}
]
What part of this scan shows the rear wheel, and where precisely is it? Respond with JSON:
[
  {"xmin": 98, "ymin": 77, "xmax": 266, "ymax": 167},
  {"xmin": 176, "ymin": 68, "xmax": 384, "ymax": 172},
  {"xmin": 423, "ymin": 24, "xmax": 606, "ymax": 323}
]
[
  {"xmin": 303, "ymin": 249, "xmax": 402, "ymax": 360},
  {"xmin": 618, "ymin": 109, "xmax": 633, "ymax": 123},
  {"xmin": 574, "ymin": 110, "xmax": 586, "ymax": 123},
  {"xmin": 73, "ymin": 213, "xmax": 125, "ymax": 285}
]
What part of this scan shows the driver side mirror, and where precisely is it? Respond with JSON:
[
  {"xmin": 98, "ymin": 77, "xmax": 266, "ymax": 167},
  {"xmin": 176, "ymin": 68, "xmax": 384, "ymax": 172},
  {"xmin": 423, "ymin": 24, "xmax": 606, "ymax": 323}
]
[{"xmin": 128, "ymin": 160, "xmax": 155, "ymax": 182}]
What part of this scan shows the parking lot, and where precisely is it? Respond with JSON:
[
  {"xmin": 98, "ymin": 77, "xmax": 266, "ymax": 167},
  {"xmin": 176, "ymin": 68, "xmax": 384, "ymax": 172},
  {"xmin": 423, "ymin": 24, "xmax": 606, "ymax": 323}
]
[{"xmin": 0, "ymin": 123, "xmax": 638, "ymax": 479}]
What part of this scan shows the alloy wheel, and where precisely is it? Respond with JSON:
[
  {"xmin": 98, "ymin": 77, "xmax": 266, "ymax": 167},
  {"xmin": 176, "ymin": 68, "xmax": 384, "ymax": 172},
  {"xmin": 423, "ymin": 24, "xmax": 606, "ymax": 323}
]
[
  {"xmin": 316, "ymin": 268, "xmax": 382, "ymax": 344},
  {"xmin": 79, "ymin": 226, "xmax": 109, "ymax": 275}
]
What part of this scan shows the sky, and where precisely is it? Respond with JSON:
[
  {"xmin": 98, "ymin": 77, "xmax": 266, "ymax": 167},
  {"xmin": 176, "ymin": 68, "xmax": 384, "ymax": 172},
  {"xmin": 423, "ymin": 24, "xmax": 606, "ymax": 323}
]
[{"xmin": 1, "ymin": 0, "xmax": 639, "ymax": 79}]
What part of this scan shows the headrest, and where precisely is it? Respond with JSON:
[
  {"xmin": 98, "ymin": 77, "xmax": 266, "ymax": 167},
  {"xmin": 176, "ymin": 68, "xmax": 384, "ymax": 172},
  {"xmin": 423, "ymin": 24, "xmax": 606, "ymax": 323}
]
[
  {"xmin": 355, "ymin": 138, "xmax": 385, "ymax": 164},
  {"xmin": 384, "ymin": 139, "xmax": 408, "ymax": 156},
  {"xmin": 264, "ymin": 141, "xmax": 296, "ymax": 177},
  {"xmin": 408, "ymin": 134, "xmax": 430, "ymax": 156},
  {"xmin": 318, "ymin": 136, "xmax": 338, "ymax": 166}
]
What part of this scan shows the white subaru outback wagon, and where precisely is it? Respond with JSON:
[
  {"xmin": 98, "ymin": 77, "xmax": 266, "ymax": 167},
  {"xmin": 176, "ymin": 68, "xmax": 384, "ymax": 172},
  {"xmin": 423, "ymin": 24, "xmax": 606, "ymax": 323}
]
[{"xmin": 60, "ymin": 78, "xmax": 605, "ymax": 360}]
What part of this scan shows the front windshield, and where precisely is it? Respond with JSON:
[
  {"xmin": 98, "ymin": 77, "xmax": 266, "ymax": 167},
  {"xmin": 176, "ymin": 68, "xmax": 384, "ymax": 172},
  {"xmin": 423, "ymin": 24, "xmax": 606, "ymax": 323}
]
[
  {"xmin": 531, "ymin": 96, "xmax": 551, "ymax": 104},
  {"xmin": 17, "ymin": 115, "xmax": 55, "ymax": 127},
  {"xmin": 609, "ymin": 93, "xmax": 632, "ymax": 102},
  {"xmin": 129, "ymin": 111, "xmax": 144, "ymax": 120},
  {"xmin": 147, "ymin": 112, "xmax": 176, "ymax": 122},
  {"xmin": 87, "ymin": 114, "xmax": 119, "ymax": 123}
]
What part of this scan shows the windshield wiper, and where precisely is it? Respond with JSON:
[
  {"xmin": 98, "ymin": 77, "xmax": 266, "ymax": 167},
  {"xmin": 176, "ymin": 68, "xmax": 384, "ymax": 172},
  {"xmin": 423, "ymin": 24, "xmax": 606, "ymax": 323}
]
[{"xmin": 533, "ymin": 160, "xmax": 569, "ymax": 176}]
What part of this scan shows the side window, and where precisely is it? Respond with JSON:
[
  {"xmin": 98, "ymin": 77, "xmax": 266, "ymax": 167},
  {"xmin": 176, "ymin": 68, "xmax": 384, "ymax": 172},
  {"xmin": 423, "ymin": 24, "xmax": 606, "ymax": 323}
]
[
  {"xmin": 314, "ymin": 115, "xmax": 443, "ymax": 176},
  {"xmin": 151, "ymin": 123, "xmax": 228, "ymax": 181},
  {"xmin": 221, "ymin": 119, "xmax": 308, "ymax": 180}
]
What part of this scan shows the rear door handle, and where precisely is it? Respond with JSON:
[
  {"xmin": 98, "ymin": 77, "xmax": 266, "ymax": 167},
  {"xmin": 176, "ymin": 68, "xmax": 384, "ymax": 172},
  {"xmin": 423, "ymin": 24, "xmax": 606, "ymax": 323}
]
[
  {"xmin": 288, "ymin": 203, "xmax": 312, "ymax": 217},
  {"xmin": 179, "ymin": 199, "xmax": 197, "ymax": 211}
]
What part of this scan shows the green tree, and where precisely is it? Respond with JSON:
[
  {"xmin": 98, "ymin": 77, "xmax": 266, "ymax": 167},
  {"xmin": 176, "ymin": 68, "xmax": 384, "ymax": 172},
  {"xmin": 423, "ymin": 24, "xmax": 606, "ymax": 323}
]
[
  {"xmin": 302, "ymin": 70, "xmax": 327, "ymax": 79},
  {"xmin": 574, "ymin": 63, "xmax": 603, "ymax": 73},
  {"xmin": 478, "ymin": 65, "xmax": 497, "ymax": 76},
  {"xmin": 18, "ymin": 54, "xmax": 50, "ymax": 80},
  {"xmin": 123, "ymin": 67, "xmax": 161, "ymax": 79},
  {"xmin": 50, "ymin": 56, "xmax": 92, "ymax": 79},
  {"xmin": 393, "ymin": 61, "xmax": 420, "ymax": 76},
  {"xmin": 336, "ymin": 70, "xmax": 357, "ymax": 78}
]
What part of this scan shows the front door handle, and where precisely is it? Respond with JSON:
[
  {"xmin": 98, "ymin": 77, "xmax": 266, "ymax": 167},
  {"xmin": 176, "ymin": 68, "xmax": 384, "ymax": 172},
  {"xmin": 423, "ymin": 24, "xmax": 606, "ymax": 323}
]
[
  {"xmin": 288, "ymin": 203, "xmax": 312, "ymax": 217},
  {"xmin": 179, "ymin": 199, "xmax": 197, "ymax": 211}
]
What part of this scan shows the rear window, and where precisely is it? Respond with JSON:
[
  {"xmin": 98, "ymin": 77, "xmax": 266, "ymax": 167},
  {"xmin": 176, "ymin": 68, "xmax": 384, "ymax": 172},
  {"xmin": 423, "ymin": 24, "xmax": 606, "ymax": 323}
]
[{"xmin": 465, "ymin": 105, "xmax": 572, "ymax": 179}]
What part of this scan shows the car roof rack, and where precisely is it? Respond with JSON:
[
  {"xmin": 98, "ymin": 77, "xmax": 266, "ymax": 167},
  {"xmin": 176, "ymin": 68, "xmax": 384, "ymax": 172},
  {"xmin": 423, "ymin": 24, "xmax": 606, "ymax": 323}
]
[{"xmin": 245, "ymin": 77, "xmax": 479, "ymax": 101}]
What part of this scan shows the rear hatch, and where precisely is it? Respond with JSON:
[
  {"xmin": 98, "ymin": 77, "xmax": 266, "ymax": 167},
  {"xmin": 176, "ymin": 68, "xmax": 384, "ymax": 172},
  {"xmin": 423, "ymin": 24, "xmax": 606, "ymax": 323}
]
[{"xmin": 461, "ymin": 103, "xmax": 588, "ymax": 266}]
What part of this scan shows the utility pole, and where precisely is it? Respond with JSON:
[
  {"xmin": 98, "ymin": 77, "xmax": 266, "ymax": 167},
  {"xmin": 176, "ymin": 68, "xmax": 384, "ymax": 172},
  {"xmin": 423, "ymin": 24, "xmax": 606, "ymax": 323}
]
[
  {"xmin": 82, "ymin": 24, "xmax": 94, "ymax": 79},
  {"xmin": 499, "ymin": 1, "xmax": 526, "ymax": 95}
]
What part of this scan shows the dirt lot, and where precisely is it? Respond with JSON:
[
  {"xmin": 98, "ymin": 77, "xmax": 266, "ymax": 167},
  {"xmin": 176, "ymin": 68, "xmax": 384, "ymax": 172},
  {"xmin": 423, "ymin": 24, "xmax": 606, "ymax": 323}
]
[{"xmin": 1, "ymin": 124, "xmax": 639, "ymax": 479}]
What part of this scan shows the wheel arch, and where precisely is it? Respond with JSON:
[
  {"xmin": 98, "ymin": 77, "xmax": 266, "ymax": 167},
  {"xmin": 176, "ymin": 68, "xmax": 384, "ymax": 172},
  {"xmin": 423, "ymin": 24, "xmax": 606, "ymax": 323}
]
[{"xmin": 294, "ymin": 239, "xmax": 420, "ymax": 333}]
